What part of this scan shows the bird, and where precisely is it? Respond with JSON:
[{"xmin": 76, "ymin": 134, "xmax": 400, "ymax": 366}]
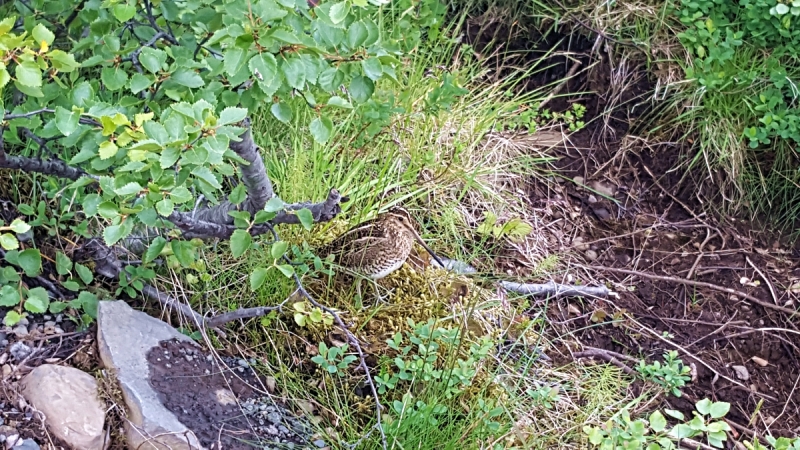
[{"xmin": 316, "ymin": 206, "xmax": 442, "ymax": 304}]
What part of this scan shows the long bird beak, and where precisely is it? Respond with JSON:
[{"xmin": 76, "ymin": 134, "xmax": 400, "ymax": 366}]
[{"xmin": 407, "ymin": 227, "xmax": 447, "ymax": 270}]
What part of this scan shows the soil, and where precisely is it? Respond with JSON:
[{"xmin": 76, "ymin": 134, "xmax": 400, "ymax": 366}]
[
  {"xmin": 465, "ymin": 11, "xmax": 800, "ymax": 442},
  {"xmin": 146, "ymin": 338, "xmax": 319, "ymax": 450}
]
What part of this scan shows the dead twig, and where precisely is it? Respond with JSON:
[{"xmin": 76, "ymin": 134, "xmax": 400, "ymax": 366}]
[
  {"xmin": 745, "ymin": 256, "xmax": 778, "ymax": 306},
  {"xmin": 572, "ymin": 348, "xmax": 637, "ymax": 376}
]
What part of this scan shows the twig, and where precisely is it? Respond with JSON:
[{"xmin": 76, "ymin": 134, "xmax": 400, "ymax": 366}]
[
  {"xmin": 587, "ymin": 265, "xmax": 799, "ymax": 317},
  {"xmin": 572, "ymin": 348, "xmax": 637, "ymax": 376},
  {"xmin": 745, "ymin": 256, "xmax": 778, "ymax": 306},
  {"xmin": 499, "ymin": 280, "xmax": 609, "ymax": 298}
]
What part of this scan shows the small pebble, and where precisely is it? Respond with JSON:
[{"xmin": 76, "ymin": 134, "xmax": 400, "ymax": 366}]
[
  {"xmin": 732, "ymin": 365, "xmax": 750, "ymax": 381},
  {"xmin": 15, "ymin": 439, "xmax": 39, "ymax": 450},
  {"xmin": 585, "ymin": 250, "xmax": 598, "ymax": 261},
  {"xmin": 185, "ymin": 355, "xmax": 193, "ymax": 362},
  {"xmin": 313, "ymin": 439, "xmax": 326, "ymax": 448}
]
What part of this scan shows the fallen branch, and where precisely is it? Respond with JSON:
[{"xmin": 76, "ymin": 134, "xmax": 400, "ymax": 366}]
[
  {"xmin": 588, "ymin": 265, "xmax": 798, "ymax": 317},
  {"xmin": 572, "ymin": 348, "xmax": 636, "ymax": 376}
]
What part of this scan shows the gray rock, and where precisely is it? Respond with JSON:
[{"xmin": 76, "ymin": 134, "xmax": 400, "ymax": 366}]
[
  {"xmin": 97, "ymin": 300, "xmax": 204, "ymax": 450},
  {"xmin": 313, "ymin": 439, "xmax": 326, "ymax": 448},
  {"xmin": 10, "ymin": 326, "xmax": 27, "ymax": 339},
  {"xmin": 20, "ymin": 364, "xmax": 105, "ymax": 450},
  {"xmin": 14, "ymin": 439, "xmax": 39, "ymax": 450},
  {"xmin": 9, "ymin": 342, "xmax": 31, "ymax": 361}
]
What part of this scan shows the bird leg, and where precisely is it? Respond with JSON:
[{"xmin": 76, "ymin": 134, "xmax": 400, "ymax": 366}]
[{"xmin": 371, "ymin": 278, "xmax": 389, "ymax": 307}]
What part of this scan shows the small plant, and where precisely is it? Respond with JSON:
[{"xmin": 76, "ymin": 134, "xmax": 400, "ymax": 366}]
[
  {"xmin": 637, "ymin": 351, "xmax": 692, "ymax": 397},
  {"xmin": 525, "ymin": 383, "xmax": 560, "ymax": 409},
  {"xmin": 0, "ymin": 218, "xmax": 32, "ymax": 251},
  {"xmin": 584, "ymin": 399, "xmax": 732, "ymax": 449},
  {"xmin": 475, "ymin": 211, "xmax": 533, "ymax": 243},
  {"xmin": 311, "ymin": 342, "xmax": 357, "ymax": 377},
  {"xmin": 293, "ymin": 301, "xmax": 334, "ymax": 328}
]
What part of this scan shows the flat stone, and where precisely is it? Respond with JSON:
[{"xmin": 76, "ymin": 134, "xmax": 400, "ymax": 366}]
[
  {"xmin": 15, "ymin": 439, "xmax": 40, "ymax": 450},
  {"xmin": 97, "ymin": 300, "xmax": 203, "ymax": 450},
  {"xmin": 20, "ymin": 365, "xmax": 105, "ymax": 450},
  {"xmin": 732, "ymin": 365, "xmax": 750, "ymax": 381}
]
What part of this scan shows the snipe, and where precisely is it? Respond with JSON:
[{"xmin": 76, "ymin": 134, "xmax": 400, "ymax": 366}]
[{"xmin": 317, "ymin": 206, "xmax": 441, "ymax": 303}]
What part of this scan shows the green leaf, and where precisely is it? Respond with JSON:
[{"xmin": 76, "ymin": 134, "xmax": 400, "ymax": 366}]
[
  {"xmin": 250, "ymin": 267, "xmax": 270, "ymax": 290},
  {"xmin": 329, "ymin": 1, "xmax": 350, "ymax": 23},
  {"xmin": 249, "ymin": 53, "xmax": 279, "ymax": 95},
  {"xmin": 103, "ymin": 220, "xmax": 134, "ymax": 246},
  {"xmin": 0, "ymin": 285, "xmax": 20, "ymax": 307},
  {"xmin": 708, "ymin": 401, "xmax": 730, "ymax": 419},
  {"xmin": 649, "ymin": 410, "xmax": 667, "ymax": 432},
  {"xmin": 297, "ymin": 208, "xmax": 314, "ymax": 230},
  {"xmin": 17, "ymin": 248, "xmax": 42, "ymax": 277},
  {"xmin": 191, "ymin": 166, "xmax": 222, "ymax": 189},
  {"xmin": 54, "ymin": 106, "xmax": 80, "ymax": 136},
  {"xmin": 101, "ymin": 67, "xmax": 129, "ymax": 91},
  {"xmin": 115, "ymin": 182, "xmax": 143, "ymax": 196},
  {"xmin": 32, "ymin": 23, "xmax": 55, "ymax": 45},
  {"xmin": 276, "ymin": 264, "xmax": 295, "ymax": 278},
  {"xmin": 156, "ymin": 198, "xmax": 174, "ymax": 216},
  {"xmin": 265, "ymin": 197, "xmax": 285, "ymax": 212},
  {"xmin": 224, "ymin": 47, "xmax": 247, "ymax": 76},
  {"xmin": 349, "ymin": 75, "xmax": 374, "ymax": 103},
  {"xmin": 171, "ymin": 69, "xmax": 205, "ymax": 88},
  {"xmin": 8, "ymin": 219, "xmax": 30, "ymax": 234},
  {"xmin": 229, "ymin": 183, "xmax": 246, "ymax": 205},
  {"xmin": 171, "ymin": 240, "xmax": 195, "ymax": 267},
  {"xmin": 143, "ymin": 121, "xmax": 170, "ymax": 146},
  {"xmin": 49, "ymin": 50, "xmax": 80, "ymax": 72},
  {"xmin": 309, "ymin": 116, "xmax": 333, "ymax": 144},
  {"xmin": 15, "ymin": 62, "xmax": 42, "ymax": 87},
  {"xmin": 0, "ymin": 68, "xmax": 10, "ymax": 89},
  {"xmin": 0, "ymin": 234, "xmax": 18, "ymax": 250},
  {"xmin": 99, "ymin": 141, "xmax": 119, "ymax": 160},
  {"xmin": 230, "ymin": 229, "xmax": 253, "ymax": 258},
  {"xmin": 129, "ymin": 73, "xmax": 153, "ymax": 94},
  {"xmin": 327, "ymin": 96, "xmax": 352, "ymax": 109},
  {"xmin": 62, "ymin": 280, "xmax": 81, "ymax": 291},
  {"xmin": 3, "ymin": 310, "xmax": 21, "ymax": 326},
  {"xmin": 695, "ymin": 398, "xmax": 712, "ymax": 415},
  {"xmin": 347, "ymin": 21, "xmax": 369, "ymax": 48},
  {"xmin": 144, "ymin": 236, "xmax": 167, "ymax": 264},
  {"xmin": 271, "ymin": 241, "xmax": 289, "ymax": 259},
  {"xmin": 55, "ymin": 252, "xmax": 73, "ymax": 276},
  {"xmin": 218, "ymin": 107, "xmax": 248, "ymax": 126},
  {"xmin": 270, "ymin": 102, "xmax": 292, "ymax": 123},
  {"xmin": 139, "ymin": 47, "xmax": 167, "ymax": 74},
  {"xmin": 282, "ymin": 57, "xmax": 306, "ymax": 90},
  {"xmin": 75, "ymin": 263, "xmax": 93, "ymax": 285},
  {"xmin": 24, "ymin": 287, "xmax": 49, "ymax": 313},
  {"xmin": 362, "ymin": 58, "xmax": 383, "ymax": 81},
  {"xmin": 113, "ymin": 3, "xmax": 137, "ymax": 22}
]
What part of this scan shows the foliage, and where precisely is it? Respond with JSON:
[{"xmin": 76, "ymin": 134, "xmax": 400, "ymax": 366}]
[
  {"xmin": 374, "ymin": 318, "xmax": 493, "ymax": 398},
  {"xmin": 475, "ymin": 211, "xmax": 533, "ymax": 243},
  {"xmin": 584, "ymin": 399, "xmax": 731, "ymax": 449},
  {"xmin": 311, "ymin": 341, "xmax": 357, "ymax": 376},
  {"xmin": 636, "ymin": 351, "xmax": 692, "ymax": 397},
  {"xmin": 500, "ymin": 102, "xmax": 586, "ymax": 134},
  {"xmin": 293, "ymin": 300, "xmax": 334, "ymax": 327},
  {"xmin": 0, "ymin": 0, "xmax": 451, "ymax": 325}
]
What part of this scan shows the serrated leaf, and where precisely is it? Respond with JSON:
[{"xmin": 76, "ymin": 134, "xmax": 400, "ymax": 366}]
[
  {"xmin": 24, "ymin": 287, "xmax": 49, "ymax": 313},
  {"xmin": 254, "ymin": 210, "xmax": 276, "ymax": 224},
  {"xmin": 349, "ymin": 75, "xmax": 374, "ymax": 103},
  {"xmin": 113, "ymin": 3, "xmax": 137, "ymax": 22},
  {"xmin": 171, "ymin": 69, "xmax": 205, "ymax": 88},
  {"xmin": 0, "ymin": 233, "xmax": 18, "ymax": 250},
  {"xmin": 224, "ymin": 47, "xmax": 247, "ymax": 76},
  {"xmin": 250, "ymin": 267, "xmax": 270, "ymax": 290},
  {"xmin": 9, "ymin": 219, "xmax": 30, "ymax": 234},
  {"xmin": 3, "ymin": 310, "xmax": 21, "ymax": 326},
  {"xmin": 15, "ymin": 62, "xmax": 42, "ymax": 87},
  {"xmin": 143, "ymin": 121, "xmax": 170, "ymax": 146},
  {"xmin": 61, "ymin": 280, "xmax": 81, "ymax": 291},
  {"xmin": 103, "ymin": 222, "xmax": 132, "ymax": 246},
  {"xmin": 0, "ymin": 68, "xmax": 10, "ymax": 89},
  {"xmin": 329, "ymin": 1, "xmax": 350, "ymax": 23},
  {"xmin": 169, "ymin": 186, "xmax": 193, "ymax": 204},
  {"xmin": 347, "ymin": 21, "xmax": 368, "ymax": 48},
  {"xmin": 99, "ymin": 141, "xmax": 119, "ymax": 160},
  {"xmin": 649, "ymin": 410, "xmax": 667, "ymax": 432},
  {"xmin": 362, "ymin": 58, "xmax": 383, "ymax": 81},
  {"xmin": 156, "ymin": 198, "xmax": 174, "ymax": 216},
  {"xmin": 326, "ymin": 96, "xmax": 352, "ymax": 109},
  {"xmin": 130, "ymin": 73, "xmax": 153, "ymax": 94},
  {"xmin": 270, "ymin": 102, "xmax": 292, "ymax": 123},
  {"xmin": 55, "ymin": 252, "xmax": 73, "ymax": 275},
  {"xmin": 191, "ymin": 166, "xmax": 222, "ymax": 189},
  {"xmin": 101, "ymin": 67, "xmax": 128, "ymax": 91},
  {"xmin": 115, "ymin": 182, "xmax": 143, "ymax": 196},
  {"xmin": 32, "ymin": 23, "xmax": 55, "ymax": 45},
  {"xmin": 276, "ymin": 264, "xmax": 294, "ymax": 278},
  {"xmin": 309, "ymin": 116, "xmax": 333, "ymax": 144},
  {"xmin": 17, "ymin": 248, "xmax": 42, "ymax": 277},
  {"xmin": 139, "ymin": 47, "xmax": 167, "ymax": 74},
  {"xmin": 249, "ymin": 53, "xmax": 279, "ymax": 95},
  {"xmin": 218, "ymin": 107, "xmax": 248, "ymax": 126},
  {"xmin": 0, "ymin": 285, "xmax": 20, "ymax": 307},
  {"xmin": 282, "ymin": 57, "xmax": 306, "ymax": 90},
  {"xmin": 171, "ymin": 240, "xmax": 195, "ymax": 267},
  {"xmin": 49, "ymin": 50, "xmax": 80, "ymax": 72},
  {"xmin": 144, "ymin": 236, "xmax": 167, "ymax": 264},
  {"xmin": 264, "ymin": 197, "xmax": 285, "ymax": 213},
  {"xmin": 271, "ymin": 241, "xmax": 289, "ymax": 259},
  {"xmin": 54, "ymin": 106, "xmax": 80, "ymax": 136},
  {"xmin": 708, "ymin": 402, "xmax": 730, "ymax": 419},
  {"xmin": 229, "ymin": 183, "xmax": 246, "ymax": 205},
  {"xmin": 297, "ymin": 208, "xmax": 314, "ymax": 230},
  {"xmin": 230, "ymin": 230, "xmax": 252, "ymax": 258},
  {"xmin": 75, "ymin": 263, "xmax": 93, "ymax": 285}
]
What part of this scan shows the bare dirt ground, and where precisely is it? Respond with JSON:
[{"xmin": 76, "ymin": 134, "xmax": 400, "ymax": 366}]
[{"xmin": 465, "ymin": 13, "xmax": 800, "ymax": 440}]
